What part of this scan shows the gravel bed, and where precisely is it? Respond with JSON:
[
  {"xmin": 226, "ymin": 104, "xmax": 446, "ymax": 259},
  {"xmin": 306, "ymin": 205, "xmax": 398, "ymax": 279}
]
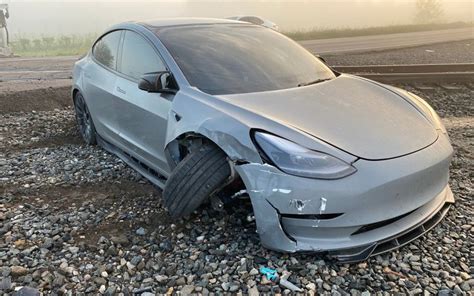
[
  {"xmin": 0, "ymin": 145, "xmax": 143, "ymax": 191},
  {"xmin": 0, "ymin": 89, "xmax": 472, "ymax": 295},
  {"xmin": 325, "ymin": 40, "xmax": 474, "ymax": 66},
  {"xmin": 401, "ymin": 84, "xmax": 474, "ymax": 118},
  {"xmin": 0, "ymin": 110, "xmax": 79, "ymax": 152}
]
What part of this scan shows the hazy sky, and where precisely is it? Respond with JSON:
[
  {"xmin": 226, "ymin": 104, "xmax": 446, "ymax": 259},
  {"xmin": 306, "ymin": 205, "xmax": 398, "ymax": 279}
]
[{"xmin": 3, "ymin": 0, "xmax": 473, "ymax": 37}]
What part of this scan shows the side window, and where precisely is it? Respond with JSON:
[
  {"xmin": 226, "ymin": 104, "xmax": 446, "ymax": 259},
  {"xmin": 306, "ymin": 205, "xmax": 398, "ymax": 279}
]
[
  {"xmin": 119, "ymin": 31, "xmax": 166, "ymax": 81},
  {"xmin": 92, "ymin": 30, "xmax": 122, "ymax": 70}
]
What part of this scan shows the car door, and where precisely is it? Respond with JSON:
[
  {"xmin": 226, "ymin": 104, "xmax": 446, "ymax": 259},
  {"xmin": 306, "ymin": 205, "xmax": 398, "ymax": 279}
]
[
  {"xmin": 82, "ymin": 30, "xmax": 123, "ymax": 144},
  {"xmin": 113, "ymin": 30, "xmax": 173, "ymax": 176}
]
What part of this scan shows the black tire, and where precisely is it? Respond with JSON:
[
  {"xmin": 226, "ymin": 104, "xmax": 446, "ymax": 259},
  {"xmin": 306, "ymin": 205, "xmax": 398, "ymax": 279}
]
[
  {"xmin": 163, "ymin": 143, "xmax": 231, "ymax": 218},
  {"xmin": 74, "ymin": 92, "xmax": 97, "ymax": 145}
]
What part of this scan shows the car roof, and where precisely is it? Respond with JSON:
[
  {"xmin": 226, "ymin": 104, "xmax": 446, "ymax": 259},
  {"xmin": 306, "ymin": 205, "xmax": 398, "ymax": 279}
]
[{"xmin": 139, "ymin": 17, "xmax": 243, "ymax": 29}]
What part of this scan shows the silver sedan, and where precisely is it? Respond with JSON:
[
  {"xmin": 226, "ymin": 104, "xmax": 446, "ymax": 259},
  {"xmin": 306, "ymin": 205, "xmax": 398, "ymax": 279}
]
[{"xmin": 72, "ymin": 18, "xmax": 454, "ymax": 262}]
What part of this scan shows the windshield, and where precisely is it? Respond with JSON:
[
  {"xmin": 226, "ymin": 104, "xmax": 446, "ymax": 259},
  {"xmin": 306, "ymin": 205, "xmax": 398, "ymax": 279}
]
[{"xmin": 157, "ymin": 24, "xmax": 336, "ymax": 95}]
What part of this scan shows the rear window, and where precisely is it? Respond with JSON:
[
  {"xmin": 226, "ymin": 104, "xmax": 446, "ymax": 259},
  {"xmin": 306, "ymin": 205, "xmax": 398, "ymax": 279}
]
[{"xmin": 157, "ymin": 25, "xmax": 335, "ymax": 95}]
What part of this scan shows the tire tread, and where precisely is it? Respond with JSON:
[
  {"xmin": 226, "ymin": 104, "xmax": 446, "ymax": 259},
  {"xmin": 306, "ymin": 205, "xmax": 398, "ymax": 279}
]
[{"xmin": 163, "ymin": 144, "xmax": 231, "ymax": 217}]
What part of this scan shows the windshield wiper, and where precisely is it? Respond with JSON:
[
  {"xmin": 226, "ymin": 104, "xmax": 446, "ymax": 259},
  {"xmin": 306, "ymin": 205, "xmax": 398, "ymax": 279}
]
[{"xmin": 297, "ymin": 78, "xmax": 331, "ymax": 87}]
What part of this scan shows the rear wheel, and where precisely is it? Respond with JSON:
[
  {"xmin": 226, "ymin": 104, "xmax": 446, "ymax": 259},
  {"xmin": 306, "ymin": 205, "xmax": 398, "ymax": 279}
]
[
  {"xmin": 74, "ymin": 92, "xmax": 97, "ymax": 145},
  {"xmin": 163, "ymin": 143, "xmax": 231, "ymax": 218}
]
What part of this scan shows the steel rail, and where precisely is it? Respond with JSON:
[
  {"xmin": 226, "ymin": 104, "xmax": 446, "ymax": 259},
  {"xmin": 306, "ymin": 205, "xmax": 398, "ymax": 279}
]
[
  {"xmin": 332, "ymin": 63, "xmax": 474, "ymax": 84},
  {"xmin": 354, "ymin": 72, "xmax": 474, "ymax": 84},
  {"xmin": 333, "ymin": 63, "xmax": 474, "ymax": 74}
]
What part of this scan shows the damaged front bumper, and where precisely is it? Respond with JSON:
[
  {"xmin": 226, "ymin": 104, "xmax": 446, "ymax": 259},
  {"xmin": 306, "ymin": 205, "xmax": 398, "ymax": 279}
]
[{"xmin": 235, "ymin": 133, "xmax": 454, "ymax": 263}]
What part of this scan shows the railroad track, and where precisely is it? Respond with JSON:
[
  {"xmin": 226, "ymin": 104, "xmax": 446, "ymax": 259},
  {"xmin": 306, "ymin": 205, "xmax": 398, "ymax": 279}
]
[
  {"xmin": 1, "ymin": 63, "xmax": 473, "ymax": 84},
  {"xmin": 333, "ymin": 63, "xmax": 474, "ymax": 84}
]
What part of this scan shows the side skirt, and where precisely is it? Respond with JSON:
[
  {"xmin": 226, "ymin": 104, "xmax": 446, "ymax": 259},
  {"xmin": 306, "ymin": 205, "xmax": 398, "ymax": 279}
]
[{"xmin": 96, "ymin": 135, "xmax": 167, "ymax": 189}]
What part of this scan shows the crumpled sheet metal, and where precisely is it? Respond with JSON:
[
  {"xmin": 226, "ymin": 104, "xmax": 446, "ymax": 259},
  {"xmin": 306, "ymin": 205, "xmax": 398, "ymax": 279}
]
[{"xmin": 164, "ymin": 90, "xmax": 261, "ymax": 164}]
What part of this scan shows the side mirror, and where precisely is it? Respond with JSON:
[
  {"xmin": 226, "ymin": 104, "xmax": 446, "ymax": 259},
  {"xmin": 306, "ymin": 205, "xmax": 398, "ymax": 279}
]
[{"xmin": 138, "ymin": 71, "xmax": 177, "ymax": 94}]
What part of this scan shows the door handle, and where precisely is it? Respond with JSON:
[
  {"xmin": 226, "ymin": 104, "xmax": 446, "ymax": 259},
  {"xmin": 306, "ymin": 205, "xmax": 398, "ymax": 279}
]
[{"xmin": 116, "ymin": 86, "xmax": 126, "ymax": 95}]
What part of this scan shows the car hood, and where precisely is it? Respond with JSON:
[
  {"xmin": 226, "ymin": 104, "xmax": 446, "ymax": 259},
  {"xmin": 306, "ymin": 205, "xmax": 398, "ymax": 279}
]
[{"xmin": 218, "ymin": 75, "xmax": 438, "ymax": 160}]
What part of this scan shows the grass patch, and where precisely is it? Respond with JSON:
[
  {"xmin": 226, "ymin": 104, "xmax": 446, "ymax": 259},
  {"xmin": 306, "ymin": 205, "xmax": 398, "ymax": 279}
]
[
  {"xmin": 284, "ymin": 22, "xmax": 473, "ymax": 41},
  {"xmin": 10, "ymin": 34, "xmax": 97, "ymax": 57}
]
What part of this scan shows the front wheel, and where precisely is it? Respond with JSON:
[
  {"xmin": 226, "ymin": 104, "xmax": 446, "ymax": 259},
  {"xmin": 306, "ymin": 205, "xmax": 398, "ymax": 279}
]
[
  {"xmin": 163, "ymin": 143, "xmax": 231, "ymax": 218},
  {"xmin": 73, "ymin": 92, "xmax": 97, "ymax": 145}
]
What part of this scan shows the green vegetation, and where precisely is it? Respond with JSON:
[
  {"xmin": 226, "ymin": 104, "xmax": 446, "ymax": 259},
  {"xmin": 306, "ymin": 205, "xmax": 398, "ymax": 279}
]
[
  {"xmin": 10, "ymin": 34, "xmax": 97, "ymax": 57},
  {"xmin": 284, "ymin": 22, "xmax": 473, "ymax": 41}
]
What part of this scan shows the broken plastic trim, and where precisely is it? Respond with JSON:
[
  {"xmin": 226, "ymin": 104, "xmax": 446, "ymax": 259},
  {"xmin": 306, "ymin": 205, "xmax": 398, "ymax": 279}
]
[{"xmin": 266, "ymin": 200, "xmax": 297, "ymax": 243}]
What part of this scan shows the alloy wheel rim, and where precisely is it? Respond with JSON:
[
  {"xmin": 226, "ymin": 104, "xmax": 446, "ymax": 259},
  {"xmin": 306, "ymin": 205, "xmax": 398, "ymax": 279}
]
[{"xmin": 75, "ymin": 96, "xmax": 92, "ymax": 140}]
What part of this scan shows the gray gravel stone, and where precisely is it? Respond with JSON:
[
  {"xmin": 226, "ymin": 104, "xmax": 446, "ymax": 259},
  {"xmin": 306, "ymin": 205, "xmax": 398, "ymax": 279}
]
[
  {"xmin": 0, "ymin": 277, "xmax": 11, "ymax": 290},
  {"xmin": 136, "ymin": 227, "xmax": 146, "ymax": 236},
  {"xmin": 181, "ymin": 285, "xmax": 195, "ymax": 294},
  {"xmin": 13, "ymin": 287, "xmax": 40, "ymax": 296}
]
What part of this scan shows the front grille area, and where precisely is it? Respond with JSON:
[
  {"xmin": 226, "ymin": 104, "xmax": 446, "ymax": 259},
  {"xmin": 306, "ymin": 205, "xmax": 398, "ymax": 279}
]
[
  {"xmin": 281, "ymin": 213, "xmax": 343, "ymax": 220},
  {"xmin": 351, "ymin": 209, "xmax": 417, "ymax": 236}
]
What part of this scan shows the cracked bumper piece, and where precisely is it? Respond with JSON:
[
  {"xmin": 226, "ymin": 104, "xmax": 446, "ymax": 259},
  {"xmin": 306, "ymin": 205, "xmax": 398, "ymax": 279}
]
[{"xmin": 235, "ymin": 134, "xmax": 454, "ymax": 262}]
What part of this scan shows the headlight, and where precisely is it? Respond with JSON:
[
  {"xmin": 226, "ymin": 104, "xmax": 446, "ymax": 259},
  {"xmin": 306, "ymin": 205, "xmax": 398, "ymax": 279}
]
[{"xmin": 254, "ymin": 132, "xmax": 356, "ymax": 179}]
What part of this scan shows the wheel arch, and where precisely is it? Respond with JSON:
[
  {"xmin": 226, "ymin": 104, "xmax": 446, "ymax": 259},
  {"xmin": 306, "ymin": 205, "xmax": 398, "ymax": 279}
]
[
  {"xmin": 164, "ymin": 128, "xmax": 260, "ymax": 171},
  {"xmin": 72, "ymin": 88, "xmax": 80, "ymax": 101},
  {"xmin": 165, "ymin": 131, "xmax": 235, "ymax": 170},
  {"xmin": 163, "ymin": 97, "xmax": 262, "ymax": 170}
]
